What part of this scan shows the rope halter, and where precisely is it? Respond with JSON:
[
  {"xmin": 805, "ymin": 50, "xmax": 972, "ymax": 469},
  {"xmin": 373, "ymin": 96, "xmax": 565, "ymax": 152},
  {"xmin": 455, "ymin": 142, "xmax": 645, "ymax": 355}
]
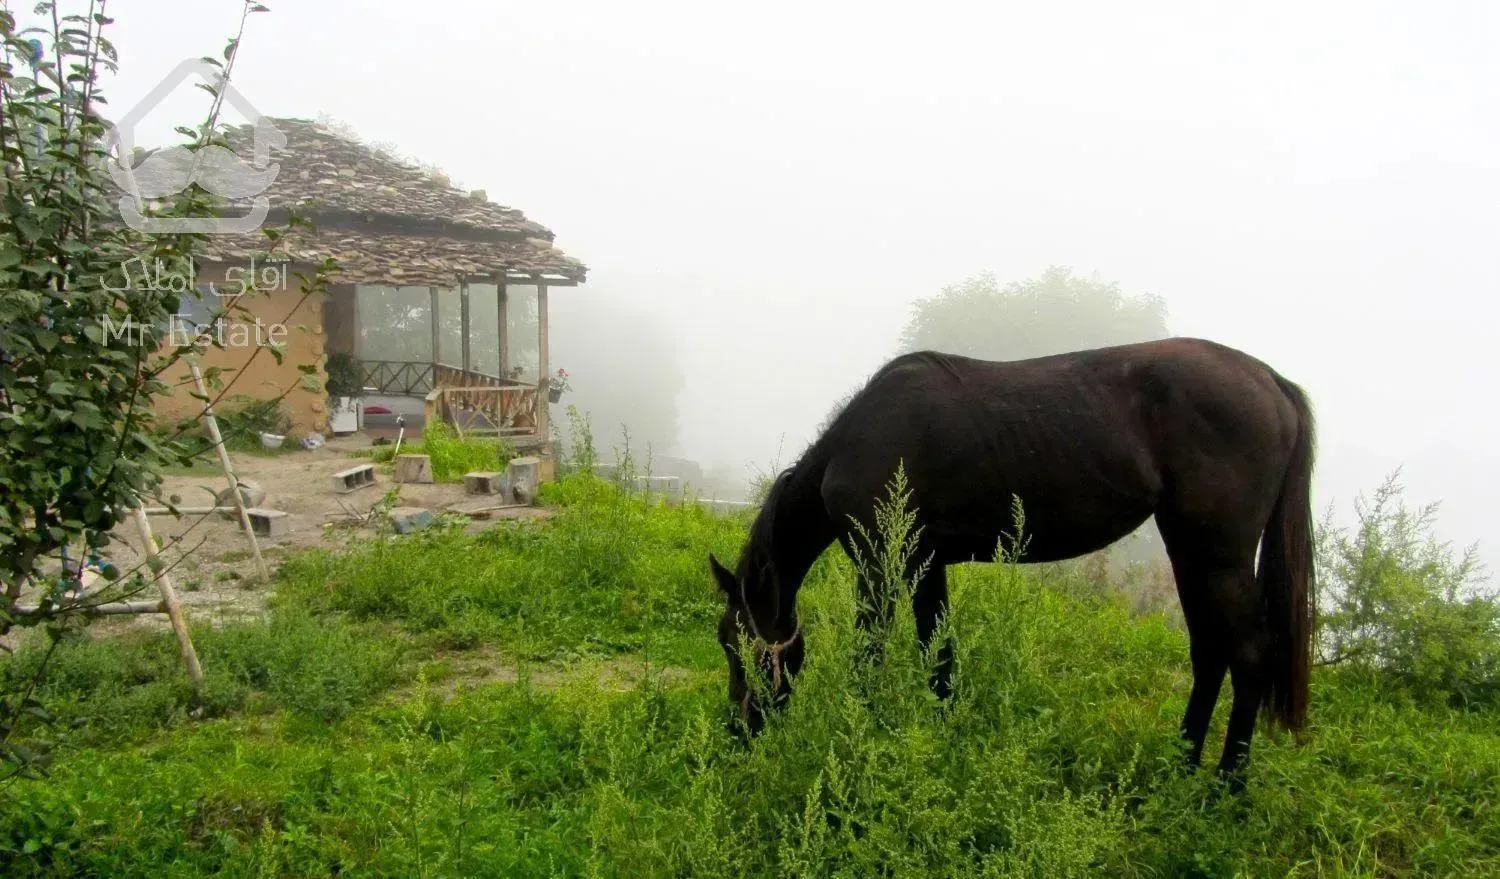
[{"xmin": 738, "ymin": 579, "xmax": 801, "ymax": 699}]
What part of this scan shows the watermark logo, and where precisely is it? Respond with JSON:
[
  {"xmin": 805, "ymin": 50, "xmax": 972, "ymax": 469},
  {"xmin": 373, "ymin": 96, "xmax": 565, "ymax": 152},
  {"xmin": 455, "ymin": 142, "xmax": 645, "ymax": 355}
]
[
  {"xmin": 100, "ymin": 256, "xmax": 289, "ymax": 349},
  {"xmin": 104, "ymin": 58, "xmax": 286, "ymax": 234}
]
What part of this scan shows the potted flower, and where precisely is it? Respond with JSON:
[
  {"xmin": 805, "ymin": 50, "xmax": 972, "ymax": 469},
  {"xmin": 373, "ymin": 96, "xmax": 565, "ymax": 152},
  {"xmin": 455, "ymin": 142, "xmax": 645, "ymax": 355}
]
[
  {"xmin": 324, "ymin": 351, "xmax": 365, "ymax": 435},
  {"xmin": 547, "ymin": 367, "xmax": 570, "ymax": 403}
]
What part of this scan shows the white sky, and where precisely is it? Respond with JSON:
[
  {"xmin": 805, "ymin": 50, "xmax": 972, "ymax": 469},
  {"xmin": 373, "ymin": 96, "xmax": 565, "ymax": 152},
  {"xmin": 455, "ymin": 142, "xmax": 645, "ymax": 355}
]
[{"xmin": 73, "ymin": 0, "xmax": 1500, "ymax": 555}]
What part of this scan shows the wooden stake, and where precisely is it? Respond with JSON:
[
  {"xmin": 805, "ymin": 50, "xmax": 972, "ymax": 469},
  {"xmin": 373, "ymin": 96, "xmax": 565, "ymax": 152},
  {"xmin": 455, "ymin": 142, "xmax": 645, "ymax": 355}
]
[
  {"xmin": 188, "ymin": 360, "xmax": 270, "ymax": 583},
  {"xmin": 144, "ymin": 505, "xmax": 235, "ymax": 516},
  {"xmin": 460, "ymin": 282, "xmax": 472, "ymax": 372},
  {"xmin": 430, "ymin": 286, "xmax": 441, "ymax": 366},
  {"xmin": 536, "ymin": 280, "xmax": 549, "ymax": 437},
  {"xmin": 496, "ymin": 276, "xmax": 509, "ymax": 379},
  {"xmin": 131, "ymin": 507, "xmax": 203, "ymax": 688}
]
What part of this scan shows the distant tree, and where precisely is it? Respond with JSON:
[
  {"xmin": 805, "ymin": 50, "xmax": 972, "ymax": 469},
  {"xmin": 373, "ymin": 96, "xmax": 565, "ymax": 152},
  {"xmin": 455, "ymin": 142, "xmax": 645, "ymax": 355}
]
[
  {"xmin": 897, "ymin": 266, "xmax": 1170, "ymax": 361},
  {"xmin": 885, "ymin": 265, "xmax": 1174, "ymax": 571}
]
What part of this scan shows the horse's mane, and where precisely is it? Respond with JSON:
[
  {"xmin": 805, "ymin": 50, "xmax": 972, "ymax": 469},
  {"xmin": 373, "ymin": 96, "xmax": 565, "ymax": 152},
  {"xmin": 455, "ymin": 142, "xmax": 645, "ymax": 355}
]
[
  {"xmin": 739, "ymin": 467, "xmax": 794, "ymax": 581},
  {"xmin": 738, "ymin": 351, "xmax": 962, "ymax": 606}
]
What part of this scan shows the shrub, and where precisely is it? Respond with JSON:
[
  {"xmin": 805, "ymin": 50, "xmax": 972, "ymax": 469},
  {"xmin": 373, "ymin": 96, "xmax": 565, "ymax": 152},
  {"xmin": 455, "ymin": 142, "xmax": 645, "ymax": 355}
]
[
  {"xmin": 419, "ymin": 421, "xmax": 517, "ymax": 482},
  {"xmin": 1316, "ymin": 471, "xmax": 1499, "ymax": 708},
  {"xmin": 359, "ymin": 421, "xmax": 516, "ymax": 481},
  {"xmin": 322, "ymin": 350, "xmax": 364, "ymax": 399}
]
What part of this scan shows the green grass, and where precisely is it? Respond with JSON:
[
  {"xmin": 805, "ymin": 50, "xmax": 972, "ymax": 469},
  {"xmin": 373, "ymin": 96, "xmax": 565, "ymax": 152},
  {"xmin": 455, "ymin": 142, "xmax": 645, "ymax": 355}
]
[
  {"xmin": 1, "ymin": 473, "xmax": 1497, "ymax": 877},
  {"xmin": 277, "ymin": 472, "xmax": 745, "ymax": 665},
  {"xmin": 351, "ymin": 421, "xmax": 519, "ymax": 483}
]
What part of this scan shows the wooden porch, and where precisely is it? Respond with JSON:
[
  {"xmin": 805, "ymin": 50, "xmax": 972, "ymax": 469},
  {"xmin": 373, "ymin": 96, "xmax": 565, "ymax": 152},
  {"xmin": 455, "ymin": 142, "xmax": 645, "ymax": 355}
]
[{"xmin": 332, "ymin": 272, "xmax": 569, "ymax": 443}]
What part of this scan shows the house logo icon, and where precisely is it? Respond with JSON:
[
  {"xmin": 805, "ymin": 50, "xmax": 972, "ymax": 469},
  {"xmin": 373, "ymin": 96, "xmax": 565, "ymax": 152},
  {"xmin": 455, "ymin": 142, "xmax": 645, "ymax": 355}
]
[{"xmin": 104, "ymin": 58, "xmax": 286, "ymax": 234}]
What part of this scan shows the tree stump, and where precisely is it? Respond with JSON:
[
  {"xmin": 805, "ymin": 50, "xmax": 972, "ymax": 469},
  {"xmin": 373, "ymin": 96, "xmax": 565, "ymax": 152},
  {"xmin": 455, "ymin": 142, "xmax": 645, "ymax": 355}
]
[
  {"xmin": 215, "ymin": 479, "xmax": 267, "ymax": 519},
  {"xmin": 507, "ymin": 456, "xmax": 541, "ymax": 505},
  {"xmin": 464, "ymin": 471, "xmax": 506, "ymax": 495},
  {"xmin": 394, "ymin": 454, "xmax": 434, "ymax": 484}
]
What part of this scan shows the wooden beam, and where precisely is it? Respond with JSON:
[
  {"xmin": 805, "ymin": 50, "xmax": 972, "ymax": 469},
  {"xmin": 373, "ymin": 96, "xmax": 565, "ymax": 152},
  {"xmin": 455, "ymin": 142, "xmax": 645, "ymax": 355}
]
[
  {"xmin": 537, "ymin": 282, "xmax": 549, "ymax": 437},
  {"xmin": 429, "ymin": 286, "xmax": 441, "ymax": 366},
  {"xmin": 460, "ymin": 282, "xmax": 472, "ymax": 372},
  {"xmin": 495, "ymin": 276, "xmax": 510, "ymax": 379},
  {"xmin": 9, "ymin": 599, "xmax": 168, "ymax": 618},
  {"xmin": 188, "ymin": 359, "xmax": 269, "ymax": 584},
  {"xmin": 489, "ymin": 275, "xmax": 580, "ymax": 287}
]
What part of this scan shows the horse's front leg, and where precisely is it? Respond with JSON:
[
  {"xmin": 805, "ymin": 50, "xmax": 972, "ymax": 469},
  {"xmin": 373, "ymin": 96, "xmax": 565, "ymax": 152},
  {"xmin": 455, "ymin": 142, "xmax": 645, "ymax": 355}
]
[
  {"xmin": 914, "ymin": 564, "xmax": 954, "ymax": 701},
  {"xmin": 852, "ymin": 572, "xmax": 893, "ymax": 674}
]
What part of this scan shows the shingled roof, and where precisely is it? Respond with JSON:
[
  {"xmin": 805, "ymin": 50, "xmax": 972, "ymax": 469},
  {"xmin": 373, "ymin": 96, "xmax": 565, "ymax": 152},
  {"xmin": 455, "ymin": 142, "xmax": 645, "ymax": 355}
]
[{"xmin": 195, "ymin": 117, "xmax": 586, "ymax": 287}]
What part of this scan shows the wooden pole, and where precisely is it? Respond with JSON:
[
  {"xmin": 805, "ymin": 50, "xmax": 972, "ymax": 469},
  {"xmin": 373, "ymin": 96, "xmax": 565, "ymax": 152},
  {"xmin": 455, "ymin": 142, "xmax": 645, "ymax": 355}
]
[
  {"xmin": 188, "ymin": 360, "xmax": 270, "ymax": 583},
  {"xmin": 460, "ymin": 282, "xmax": 471, "ymax": 372},
  {"xmin": 536, "ymin": 280, "xmax": 549, "ymax": 437},
  {"xmin": 496, "ymin": 276, "xmax": 509, "ymax": 379},
  {"xmin": 430, "ymin": 286, "xmax": 441, "ymax": 367},
  {"xmin": 131, "ymin": 507, "xmax": 204, "ymax": 688}
]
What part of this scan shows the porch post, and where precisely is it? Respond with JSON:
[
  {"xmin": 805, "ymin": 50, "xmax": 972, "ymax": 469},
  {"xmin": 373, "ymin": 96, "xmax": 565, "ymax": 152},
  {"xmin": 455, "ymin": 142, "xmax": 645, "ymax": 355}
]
[
  {"xmin": 536, "ymin": 279, "xmax": 549, "ymax": 437},
  {"xmin": 460, "ymin": 281, "xmax": 471, "ymax": 372},
  {"xmin": 429, "ymin": 286, "xmax": 440, "ymax": 366},
  {"xmin": 495, "ymin": 274, "xmax": 509, "ymax": 379}
]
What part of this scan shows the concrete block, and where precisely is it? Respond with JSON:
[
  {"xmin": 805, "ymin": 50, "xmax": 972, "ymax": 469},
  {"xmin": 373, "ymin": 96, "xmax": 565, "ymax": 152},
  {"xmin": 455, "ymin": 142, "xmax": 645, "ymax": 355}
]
[
  {"xmin": 245, "ymin": 507, "xmax": 290, "ymax": 537},
  {"xmin": 331, "ymin": 464, "xmax": 376, "ymax": 494},
  {"xmin": 464, "ymin": 471, "xmax": 507, "ymax": 495},
  {"xmin": 394, "ymin": 454, "xmax": 434, "ymax": 484},
  {"xmin": 389, "ymin": 506, "xmax": 435, "ymax": 535}
]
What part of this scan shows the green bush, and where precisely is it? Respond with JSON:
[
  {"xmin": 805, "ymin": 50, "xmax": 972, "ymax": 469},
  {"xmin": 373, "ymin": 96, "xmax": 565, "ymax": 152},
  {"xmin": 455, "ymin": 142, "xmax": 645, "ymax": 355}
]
[
  {"xmin": 358, "ymin": 421, "xmax": 517, "ymax": 482},
  {"xmin": 420, "ymin": 421, "xmax": 517, "ymax": 481},
  {"xmin": 1317, "ymin": 471, "xmax": 1500, "ymax": 708},
  {"xmin": 5, "ymin": 613, "xmax": 407, "ymax": 738},
  {"xmin": 322, "ymin": 350, "xmax": 364, "ymax": 399}
]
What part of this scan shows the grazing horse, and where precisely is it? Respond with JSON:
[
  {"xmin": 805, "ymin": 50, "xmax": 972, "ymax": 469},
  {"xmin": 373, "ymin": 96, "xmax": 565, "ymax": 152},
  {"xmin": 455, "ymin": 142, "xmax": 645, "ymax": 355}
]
[{"xmin": 710, "ymin": 337, "xmax": 1315, "ymax": 784}]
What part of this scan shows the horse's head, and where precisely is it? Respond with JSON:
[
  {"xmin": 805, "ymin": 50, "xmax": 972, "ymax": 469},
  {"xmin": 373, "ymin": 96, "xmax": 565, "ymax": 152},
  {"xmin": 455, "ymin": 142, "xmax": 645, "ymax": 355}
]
[{"xmin": 709, "ymin": 552, "xmax": 804, "ymax": 740}]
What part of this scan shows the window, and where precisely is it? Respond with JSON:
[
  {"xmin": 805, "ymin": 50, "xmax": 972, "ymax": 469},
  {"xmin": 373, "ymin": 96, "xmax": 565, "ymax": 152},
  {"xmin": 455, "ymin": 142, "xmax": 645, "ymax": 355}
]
[
  {"xmin": 156, "ymin": 284, "xmax": 222, "ymax": 344},
  {"xmin": 178, "ymin": 284, "xmax": 221, "ymax": 326}
]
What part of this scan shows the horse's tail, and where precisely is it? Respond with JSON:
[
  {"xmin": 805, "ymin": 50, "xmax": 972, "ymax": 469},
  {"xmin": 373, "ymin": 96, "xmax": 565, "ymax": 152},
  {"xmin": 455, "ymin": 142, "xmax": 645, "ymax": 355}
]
[{"xmin": 1259, "ymin": 374, "xmax": 1316, "ymax": 734}]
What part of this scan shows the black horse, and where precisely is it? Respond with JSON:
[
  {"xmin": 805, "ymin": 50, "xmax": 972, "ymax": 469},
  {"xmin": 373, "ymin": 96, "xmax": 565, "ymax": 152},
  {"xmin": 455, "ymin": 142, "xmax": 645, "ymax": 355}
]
[{"xmin": 710, "ymin": 337, "xmax": 1315, "ymax": 783}]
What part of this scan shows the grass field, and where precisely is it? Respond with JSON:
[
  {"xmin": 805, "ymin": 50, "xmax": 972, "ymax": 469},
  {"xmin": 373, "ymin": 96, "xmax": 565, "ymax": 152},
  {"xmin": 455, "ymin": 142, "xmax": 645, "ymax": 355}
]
[{"xmin": 2, "ymin": 472, "xmax": 1496, "ymax": 878}]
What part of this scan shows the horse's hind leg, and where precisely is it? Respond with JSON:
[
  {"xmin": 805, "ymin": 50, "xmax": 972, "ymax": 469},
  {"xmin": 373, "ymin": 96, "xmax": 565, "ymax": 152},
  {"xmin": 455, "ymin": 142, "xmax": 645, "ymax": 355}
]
[
  {"xmin": 1215, "ymin": 567, "xmax": 1269, "ymax": 790},
  {"xmin": 1171, "ymin": 560, "xmax": 1265, "ymax": 786},
  {"xmin": 914, "ymin": 564, "xmax": 954, "ymax": 700}
]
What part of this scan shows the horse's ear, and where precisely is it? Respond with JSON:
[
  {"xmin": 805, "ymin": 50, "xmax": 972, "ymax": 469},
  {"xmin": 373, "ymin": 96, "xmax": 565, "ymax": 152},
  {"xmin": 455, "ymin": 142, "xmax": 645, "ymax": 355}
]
[{"xmin": 708, "ymin": 553, "xmax": 737, "ymax": 594}]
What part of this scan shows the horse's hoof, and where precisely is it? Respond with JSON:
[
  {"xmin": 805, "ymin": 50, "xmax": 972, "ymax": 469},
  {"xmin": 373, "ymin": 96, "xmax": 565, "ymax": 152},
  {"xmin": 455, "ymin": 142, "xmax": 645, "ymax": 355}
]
[{"xmin": 1215, "ymin": 766, "xmax": 1248, "ymax": 796}]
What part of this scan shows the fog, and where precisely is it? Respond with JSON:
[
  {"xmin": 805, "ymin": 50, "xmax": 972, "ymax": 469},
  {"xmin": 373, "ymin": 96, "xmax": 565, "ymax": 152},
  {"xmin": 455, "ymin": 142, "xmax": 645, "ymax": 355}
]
[{"xmin": 98, "ymin": 1, "xmax": 1497, "ymax": 551}]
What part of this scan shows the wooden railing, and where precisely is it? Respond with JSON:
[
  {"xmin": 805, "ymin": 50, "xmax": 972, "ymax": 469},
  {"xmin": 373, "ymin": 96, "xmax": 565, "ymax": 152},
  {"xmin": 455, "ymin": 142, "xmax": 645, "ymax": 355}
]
[
  {"xmin": 358, "ymin": 360, "xmax": 533, "ymax": 397},
  {"xmin": 360, "ymin": 359, "xmax": 542, "ymax": 437},
  {"xmin": 431, "ymin": 363, "xmax": 532, "ymax": 391},
  {"xmin": 359, "ymin": 359, "xmax": 436, "ymax": 396},
  {"xmin": 428, "ymin": 365, "xmax": 539, "ymax": 436},
  {"xmin": 424, "ymin": 385, "xmax": 541, "ymax": 436}
]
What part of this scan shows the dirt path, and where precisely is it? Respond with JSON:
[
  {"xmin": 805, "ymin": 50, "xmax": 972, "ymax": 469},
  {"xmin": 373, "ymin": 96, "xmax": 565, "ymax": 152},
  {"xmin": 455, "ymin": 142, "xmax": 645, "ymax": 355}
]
[{"xmin": 7, "ymin": 434, "xmax": 550, "ymax": 646}]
